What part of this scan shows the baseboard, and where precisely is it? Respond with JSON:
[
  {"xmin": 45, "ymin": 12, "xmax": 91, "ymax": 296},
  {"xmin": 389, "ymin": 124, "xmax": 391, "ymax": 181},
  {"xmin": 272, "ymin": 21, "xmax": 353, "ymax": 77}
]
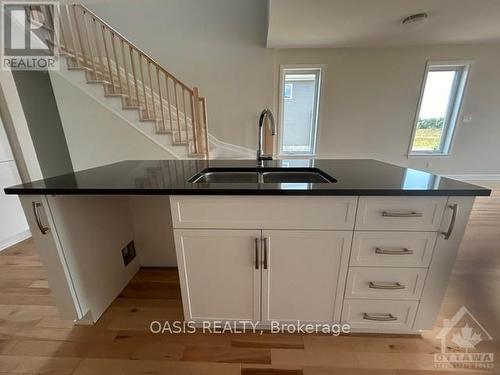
[
  {"xmin": 208, "ymin": 134, "xmax": 254, "ymax": 158},
  {"xmin": 445, "ymin": 174, "xmax": 500, "ymax": 181},
  {"xmin": 0, "ymin": 230, "xmax": 31, "ymax": 252}
]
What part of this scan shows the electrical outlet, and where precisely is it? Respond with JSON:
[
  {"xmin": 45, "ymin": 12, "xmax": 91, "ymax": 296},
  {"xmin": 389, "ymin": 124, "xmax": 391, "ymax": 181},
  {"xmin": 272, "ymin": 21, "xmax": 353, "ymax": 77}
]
[
  {"xmin": 462, "ymin": 115, "xmax": 472, "ymax": 123},
  {"xmin": 121, "ymin": 241, "xmax": 136, "ymax": 266}
]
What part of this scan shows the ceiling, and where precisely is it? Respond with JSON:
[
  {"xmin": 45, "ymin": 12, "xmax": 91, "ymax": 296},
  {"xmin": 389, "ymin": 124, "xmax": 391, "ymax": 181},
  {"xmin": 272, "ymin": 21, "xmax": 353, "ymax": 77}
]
[{"xmin": 267, "ymin": 0, "xmax": 500, "ymax": 48}]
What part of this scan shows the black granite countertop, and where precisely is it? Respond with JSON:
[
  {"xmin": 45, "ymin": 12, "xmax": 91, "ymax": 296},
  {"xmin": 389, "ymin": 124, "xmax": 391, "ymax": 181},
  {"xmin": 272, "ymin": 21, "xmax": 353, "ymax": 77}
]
[{"xmin": 4, "ymin": 159, "xmax": 491, "ymax": 196}]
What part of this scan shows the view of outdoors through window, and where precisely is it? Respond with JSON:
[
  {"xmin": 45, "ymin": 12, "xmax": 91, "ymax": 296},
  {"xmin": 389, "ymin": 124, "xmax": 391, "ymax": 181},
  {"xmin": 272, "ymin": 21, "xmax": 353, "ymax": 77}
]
[
  {"xmin": 411, "ymin": 65, "xmax": 468, "ymax": 155},
  {"xmin": 281, "ymin": 69, "xmax": 321, "ymax": 154}
]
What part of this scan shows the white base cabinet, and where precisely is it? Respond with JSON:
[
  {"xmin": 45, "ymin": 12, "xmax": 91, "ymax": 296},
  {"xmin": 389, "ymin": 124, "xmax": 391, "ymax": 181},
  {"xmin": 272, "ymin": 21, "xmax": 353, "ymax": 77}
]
[
  {"xmin": 17, "ymin": 193, "xmax": 475, "ymax": 333},
  {"xmin": 171, "ymin": 195, "xmax": 475, "ymax": 333},
  {"xmin": 175, "ymin": 229, "xmax": 351, "ymax": 324},
  {"xmin": 261, "ymin": 230, "xmax": 351, "ymax": 323}
]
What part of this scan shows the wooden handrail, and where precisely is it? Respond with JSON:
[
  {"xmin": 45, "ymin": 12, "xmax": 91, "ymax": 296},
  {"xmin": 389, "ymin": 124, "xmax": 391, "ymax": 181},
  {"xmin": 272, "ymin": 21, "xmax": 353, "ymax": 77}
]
[
  {"xmin": 52, "ymin": 3, "xmax": 208, "ymax": 158},
  {"xmin": 77, "ymin": 5, "xmax": 194, "ymax": 94}
]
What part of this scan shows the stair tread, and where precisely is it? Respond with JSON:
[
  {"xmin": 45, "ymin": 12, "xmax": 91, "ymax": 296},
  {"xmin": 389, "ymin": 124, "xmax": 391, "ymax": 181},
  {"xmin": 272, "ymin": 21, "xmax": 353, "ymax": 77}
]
[{"xmin": 61, "ymin": 44, "xmax": 207, "ymax": 158}]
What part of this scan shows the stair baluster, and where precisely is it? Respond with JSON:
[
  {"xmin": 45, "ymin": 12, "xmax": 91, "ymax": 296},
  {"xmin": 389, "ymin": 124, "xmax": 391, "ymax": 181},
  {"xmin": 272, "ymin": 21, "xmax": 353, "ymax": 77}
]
[
  {"xmin": 120, "ymin": 39, "xmax": 132, "ymax": 103},
  {"xmin": 157, "ymin": 67, "xmax": 167, "ymax": 133},
  {"xmin": 51, "ymin": 4, "xmax": 209, "ymax": 158},
  {"xmin": 102, "ymin": 26, "xmax": 115, "ymax": 93},
  {"xmin": 110, "ymin": 32, "xmax": 123, "ymax": 95}
]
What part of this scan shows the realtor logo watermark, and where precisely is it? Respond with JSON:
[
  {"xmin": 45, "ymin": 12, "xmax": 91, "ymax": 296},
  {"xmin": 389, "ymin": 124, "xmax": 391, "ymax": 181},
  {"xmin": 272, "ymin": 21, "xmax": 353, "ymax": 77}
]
[
  {"xmin": 1, "ymin": 1, "xmax": 60, "ymax": 70},
  {"xmin": 150, "ymin": 320, "xmax": 352, "ymax": 336},
  {"xmin": 434, "ymin": 306, "xmax": 494, "ymax": 370}
]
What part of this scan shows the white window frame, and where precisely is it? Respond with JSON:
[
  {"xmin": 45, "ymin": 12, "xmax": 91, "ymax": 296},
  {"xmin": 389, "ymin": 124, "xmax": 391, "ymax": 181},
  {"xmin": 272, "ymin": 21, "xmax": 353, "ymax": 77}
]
[
  {"xmin": 278, "ymin": 65, "xmax": 324, "ymax": 157},
  {"xmin": 408, "ymin": 60, "xmax": 472, "ymax": 157}
]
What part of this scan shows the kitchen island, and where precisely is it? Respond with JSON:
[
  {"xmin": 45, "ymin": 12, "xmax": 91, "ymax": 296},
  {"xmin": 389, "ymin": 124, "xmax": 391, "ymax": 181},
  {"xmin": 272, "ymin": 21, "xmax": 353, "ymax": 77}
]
[{"xmin": 5, "ymin": 159, "xmax": 490, "ymax": 333}]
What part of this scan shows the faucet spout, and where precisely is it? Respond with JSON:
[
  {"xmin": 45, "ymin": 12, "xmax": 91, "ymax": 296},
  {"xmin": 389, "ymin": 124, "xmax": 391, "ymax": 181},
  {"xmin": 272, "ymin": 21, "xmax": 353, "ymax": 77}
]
[{"xmin": 257, "ymin": 109, "xmax": 276, "ymax": 162}]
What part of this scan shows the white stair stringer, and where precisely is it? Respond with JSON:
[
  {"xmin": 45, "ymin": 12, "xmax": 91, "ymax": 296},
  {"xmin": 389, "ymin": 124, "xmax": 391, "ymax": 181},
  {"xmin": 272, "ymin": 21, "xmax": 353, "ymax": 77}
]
[{"xmin": 54, "ymin": 57, "xmax": 190, "ymax": 159}]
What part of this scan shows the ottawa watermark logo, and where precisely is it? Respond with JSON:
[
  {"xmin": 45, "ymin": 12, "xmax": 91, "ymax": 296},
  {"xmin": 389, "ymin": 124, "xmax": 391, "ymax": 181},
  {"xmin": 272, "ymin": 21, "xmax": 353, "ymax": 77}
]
[
  {"xmin": 1, "ymin": 1, "xmax": 60, "ymax": 70},
  {"xmin": 434, "ymin": 306, "xmax": 494, "ymax": 370}
]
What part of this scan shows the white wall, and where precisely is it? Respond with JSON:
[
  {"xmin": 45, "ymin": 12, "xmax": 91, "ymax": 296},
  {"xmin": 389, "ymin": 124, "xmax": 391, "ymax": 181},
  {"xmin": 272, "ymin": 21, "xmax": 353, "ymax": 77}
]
[
  {"xmin": 50, "ymin": 71, "xmax": 177, "ymax": 171},
  {"xmin": 275, "ymin": 44, "xmax": 500, "ymax": 175},
  {"xmin": 0, "ymin": 70, "xmax": 43, "ymax": 181},
  {"xmin": 0, "ymin": 116, "xmax": 30, "ymax": 251},
  {"xmin": 87, "ymin": 0, "xmax": 275, "ymax": 151}
]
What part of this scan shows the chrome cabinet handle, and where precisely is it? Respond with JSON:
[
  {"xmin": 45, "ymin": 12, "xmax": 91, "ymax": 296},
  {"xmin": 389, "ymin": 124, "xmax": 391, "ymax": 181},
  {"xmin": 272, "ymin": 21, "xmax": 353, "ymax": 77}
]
[
  {"xmin": 254, "ymin": 238, "xmax": 259, "ymax": 270},
  {"xmin": 441, "ymin": 203, "xmax": 458, "ymax": 240},
  {"xmin": 375, "ymin": 247, "xmax": 414, "ymax": 255},
  {"xmin": 363, "ymin": 313, "xmax": 397, "ymax": 321},
  {"xmin": 263, "ymin": 237, "xmax": 269, "ymax": 270},
  {"xmin": 32, "ymin": 202, "xmax": 49, "ymax": 235},
  {"xmin": 382, "ymin": 211, "xmax": 423, "ymax": 218},
  {"xmin": 369, "ymin": 281, "xmax": 406, "ymax": 290}
]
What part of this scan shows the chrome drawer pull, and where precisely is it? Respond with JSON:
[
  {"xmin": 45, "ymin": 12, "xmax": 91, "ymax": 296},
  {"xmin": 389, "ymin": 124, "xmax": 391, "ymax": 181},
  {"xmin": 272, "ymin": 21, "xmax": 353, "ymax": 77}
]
[
  {"xmin": 263, "ymin": 237, "xmax": 269, "ymax": 270},
  {"xmin": 441, "ymin": 203, "xmax": 458, "ymax": 240},
  {"xmin": 32, "ymin": 201, "xmax": 49, "ymax": 235},
  {"xmin": 363, "ymin": 313, "xmax": 397, "ymax": 321},
  {"xmin": 382, "ymin": 211, "xmax": 423, "ymax": 218},
  {"xmin": 369, "ymin": 281, "xmax": 406, "ymax": 290},
  {"xmin": 254, "ymin": 238, "xmax": 259, "ymax": 270},
  {"xmin": 375, "ymin": 247, "xmax": 414, "ymax": 255}
]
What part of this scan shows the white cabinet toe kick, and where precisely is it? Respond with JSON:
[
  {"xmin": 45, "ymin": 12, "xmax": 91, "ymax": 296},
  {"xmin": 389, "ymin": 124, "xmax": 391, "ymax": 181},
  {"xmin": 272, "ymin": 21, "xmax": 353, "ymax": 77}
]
[{"xmin": 21, "ymin": 194, "xmax": 475, "ymax": 333}]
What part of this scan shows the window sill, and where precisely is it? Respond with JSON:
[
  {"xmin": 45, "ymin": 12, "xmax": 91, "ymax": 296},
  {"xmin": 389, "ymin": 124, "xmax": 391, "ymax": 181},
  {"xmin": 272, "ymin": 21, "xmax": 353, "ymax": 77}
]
[
  {"xmin": 278, "ymin": 154, "xmax": 317, "ymax": 159},
  {"xmin": 407, "ymin": 152, "xmax": 451, "ymax": 158}
]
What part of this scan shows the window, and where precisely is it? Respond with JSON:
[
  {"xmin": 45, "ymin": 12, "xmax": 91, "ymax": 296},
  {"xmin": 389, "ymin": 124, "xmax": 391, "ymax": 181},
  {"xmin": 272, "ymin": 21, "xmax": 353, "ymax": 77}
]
[
  {"xmin": 409, "ymin": 62, "xmax": 470, "ymax": 156},
  {"xmin": 279, "ymin": 67, "xmax": 322, "ymax": 155}
]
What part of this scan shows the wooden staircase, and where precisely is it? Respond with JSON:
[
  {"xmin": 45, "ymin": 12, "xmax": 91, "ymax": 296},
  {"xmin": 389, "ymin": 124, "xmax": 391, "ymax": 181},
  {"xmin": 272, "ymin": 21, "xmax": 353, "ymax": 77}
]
[{"xmin": 41, "ymin": 4, "xmax": 209, "ymax": 158}]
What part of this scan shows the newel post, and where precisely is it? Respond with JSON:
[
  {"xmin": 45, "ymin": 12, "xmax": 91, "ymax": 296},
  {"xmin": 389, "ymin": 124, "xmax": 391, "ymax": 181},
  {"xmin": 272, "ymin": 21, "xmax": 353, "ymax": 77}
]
[{"xmin": 192, "ymin": 87, "xmax": 204, "ymax": 157}]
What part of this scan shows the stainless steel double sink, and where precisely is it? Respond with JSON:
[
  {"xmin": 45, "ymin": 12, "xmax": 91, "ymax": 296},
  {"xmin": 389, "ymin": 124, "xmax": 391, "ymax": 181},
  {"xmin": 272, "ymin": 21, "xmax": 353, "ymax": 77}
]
[{"xmin": 189, "ymin": 167, "xmax": 337, "ymax": 184}]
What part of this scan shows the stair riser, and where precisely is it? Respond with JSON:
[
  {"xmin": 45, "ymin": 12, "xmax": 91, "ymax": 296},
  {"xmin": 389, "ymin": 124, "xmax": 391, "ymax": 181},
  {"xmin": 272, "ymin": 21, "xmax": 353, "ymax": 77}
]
[{"xmin": 56, "ymin": 57, "xmax": 197, "ymax": 158}]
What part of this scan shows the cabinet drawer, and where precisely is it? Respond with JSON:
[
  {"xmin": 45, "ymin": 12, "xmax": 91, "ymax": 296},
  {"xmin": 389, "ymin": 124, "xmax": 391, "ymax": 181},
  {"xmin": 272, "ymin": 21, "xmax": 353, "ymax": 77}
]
[
  {"xmin": 170, "ymin": 196, "xmax": 357, "ymax": 230},
  {"xmin": 350, "ymin": 231, "xmax": 437, "ymax": 267},
  {"xmin": 342, "ymin": 299, "xmax": 418, "ymax": 331},
  {"xmin": 345, "ymin": 267, "xmax": 427, "ymax": 300},
  {"xmin": 355, "ymin": 197, "xmax": 447, "ymax": 231}
]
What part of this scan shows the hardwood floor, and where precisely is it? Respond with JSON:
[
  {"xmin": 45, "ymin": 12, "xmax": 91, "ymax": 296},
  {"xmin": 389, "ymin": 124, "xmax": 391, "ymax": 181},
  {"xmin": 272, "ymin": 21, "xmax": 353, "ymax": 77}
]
[{"xmin": 1, "ymin": 188, "xmax": 499, "ymax": 374}]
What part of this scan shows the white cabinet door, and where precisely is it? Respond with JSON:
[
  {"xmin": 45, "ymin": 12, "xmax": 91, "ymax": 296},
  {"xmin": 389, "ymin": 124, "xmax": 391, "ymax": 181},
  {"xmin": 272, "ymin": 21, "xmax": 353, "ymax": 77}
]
[
  {"xmin": 174, "ymin": 229, "xmax": 261, "ymax": 322},
  {"xmin": 20, "ymin": 195, "xmax": 140, "ymax": 324},
  {"xmin": 19, "ymin": 196, "xmax": 82, "ymax": 320},
  {"xmin": 261, "ymin": 230, "xmax": 351, "ymax": 323}
]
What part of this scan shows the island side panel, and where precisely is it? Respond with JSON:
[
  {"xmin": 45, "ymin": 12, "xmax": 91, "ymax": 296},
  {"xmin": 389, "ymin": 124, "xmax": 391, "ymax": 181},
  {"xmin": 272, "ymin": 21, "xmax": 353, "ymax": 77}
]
[
  {"xmin": 19, "ymin": 195, "xmax": 83, "ymax": 321},
  {"xmin": 45, "ymin": 195, "xmax": 140, "ymax": 323},
  {"xmin": 413, "ymin": 196, "xmax": 475, "ymax": 330}
]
